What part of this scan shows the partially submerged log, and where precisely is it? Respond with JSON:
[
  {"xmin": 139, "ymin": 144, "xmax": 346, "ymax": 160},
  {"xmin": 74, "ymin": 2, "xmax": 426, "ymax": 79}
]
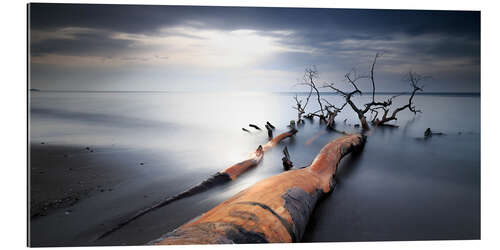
[
  {"xmin": 222, "ymin": 128, "xmax": 298, "ymax": 180},
  {"xmin": 249, "ymin": 124, "xmax": 261, "ymax": 130},
  {"xmin": 424, "ymin": 128, "xmax": 444, "ymax": 138},
  {"xmin": 424, "ymin": 128, "xmax": 431, "ymax": 137},
  {"xmin": 265, "ymin": 124, "xmax": 273, "ymax": 139},
  {"xmin": 326, "ymin": 113, "xmax": 335, "ymax": 128},
  {"xmin": 152, "ymin": 134, "xmax": 366, "ymax": 244},
  {"xmin": 97, "ymin": 129, "xmax": 298, "ymax": 240},
  {"xmin": 282, "ymin": 146, "xmax": 293, "ymax": 171},
  {"xmin": 304, "ymin": 114, "xmax": 314, "ymax": 120},
  {"xmin": 266, "ymin": 121, "xmax": 275, "ymax": 130}
]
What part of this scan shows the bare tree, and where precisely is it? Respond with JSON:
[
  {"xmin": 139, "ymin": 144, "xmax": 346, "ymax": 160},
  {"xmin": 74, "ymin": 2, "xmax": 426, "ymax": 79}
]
[
  {"xmin": 292, "ymin": 86, "xmax": 312, "ymax": 123},
  {"xmin": 323, "ymin": 79, "xmax": 370, "ymax": 130},
  {"xmin": 370, "ymin": 71, "xmax": 425, "ymax": 126},
  {"xmin": 322, "ymin": 53, "xmax": 426, "ymax": 130},
  {"xmin": 298, "ymin": 66, "xmax": 326, "ymax": 120},
  {"xmin": 322, "ymin": 98, "xmax": 347, "ymax": 128}
]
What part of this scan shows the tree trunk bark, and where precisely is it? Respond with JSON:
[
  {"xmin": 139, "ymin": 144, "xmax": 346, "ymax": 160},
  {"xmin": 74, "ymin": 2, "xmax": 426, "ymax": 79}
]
[
  {"xmin": 152, "ymin": 134, "xmax": 366, "ymax": 245},
  {"xmin": 359, "ymin": 115, "xmax": 369, "ymax": 130},
  {"xmin": 222, "ymin": 129, "xmax": 297, "ymax": 180}
]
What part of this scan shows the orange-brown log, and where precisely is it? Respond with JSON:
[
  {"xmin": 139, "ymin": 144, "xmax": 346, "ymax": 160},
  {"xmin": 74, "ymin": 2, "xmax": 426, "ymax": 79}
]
[
  {"xmin": 96, "ymin": 129, "xmax": 298, "ymax": 240},
  {"xmin": 222, "ymin": 129, "xmax": 297, "ymax": 180},
  {"xmin": 152, "ymin": 133, "xmax": 365, "ymax": 245}
]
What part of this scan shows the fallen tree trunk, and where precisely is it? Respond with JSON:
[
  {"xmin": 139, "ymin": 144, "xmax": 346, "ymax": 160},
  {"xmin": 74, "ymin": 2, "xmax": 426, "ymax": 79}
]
[
  {"xmin": 151, "ymin": 133, "xmax": 366, "ymax": 244},
  {"xmin": 96, "ymin": 129, "xmax": 297, "ymax": 240},
  {"xmin": 222, "ymin": 128, "xmax": 297, "ymax": 180}
]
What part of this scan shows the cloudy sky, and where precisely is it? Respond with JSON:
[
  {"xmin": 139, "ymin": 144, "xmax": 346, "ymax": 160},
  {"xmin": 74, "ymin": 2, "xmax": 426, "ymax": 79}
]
[{"xmin": 29, "ymin": 4, "xmax": 480, "ymax": 92}]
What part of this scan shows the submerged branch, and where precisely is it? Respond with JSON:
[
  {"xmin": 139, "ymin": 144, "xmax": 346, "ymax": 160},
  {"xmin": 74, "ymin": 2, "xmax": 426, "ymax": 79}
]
[{"xmin": 312, "ymin": 53, "xmax": 428, "ymax": 130}]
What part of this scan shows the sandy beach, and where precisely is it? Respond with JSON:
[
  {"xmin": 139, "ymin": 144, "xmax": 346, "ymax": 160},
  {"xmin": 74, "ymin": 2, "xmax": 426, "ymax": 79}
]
[
  {"xmin": 29, "ymin": 142, "xmax": 215, "ymax": 246},
  {"xmin": 30, "ymin": 144, "xmax": 126, "ymax": 219}
]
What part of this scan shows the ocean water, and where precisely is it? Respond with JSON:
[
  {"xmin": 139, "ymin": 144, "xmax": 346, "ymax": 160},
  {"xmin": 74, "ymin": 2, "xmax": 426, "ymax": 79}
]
[{"xmin": 29, "ymin": 91, "xmax": 480, "ymax": 245}]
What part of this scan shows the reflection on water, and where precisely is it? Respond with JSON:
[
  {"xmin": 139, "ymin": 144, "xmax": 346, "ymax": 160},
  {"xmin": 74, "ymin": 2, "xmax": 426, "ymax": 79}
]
[{"xmin": 29, "ymin": 91, "xmax": 480, "ymax": 245}]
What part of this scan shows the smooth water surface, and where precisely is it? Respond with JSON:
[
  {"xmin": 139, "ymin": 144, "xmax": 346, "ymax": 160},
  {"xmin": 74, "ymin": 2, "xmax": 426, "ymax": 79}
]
[{"xmin": 29, "ymin": 91, "xmax": 480, "ymax": 246}]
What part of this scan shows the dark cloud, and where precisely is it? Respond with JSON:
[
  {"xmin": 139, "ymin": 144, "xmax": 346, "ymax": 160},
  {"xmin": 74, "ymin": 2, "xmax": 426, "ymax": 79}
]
[
  {"xmin": 30, "ymin": 4, "xmax": 479, "ymax": 37},
  {"xmin": 28, "ymin": 3, "xmax": 480, "ymax": 92},
  {"xmin": 30, "ymin": 29, "xmax": 135, "ymax": 57},
  {"xmin": 30, "ymin": 4, "xmax": 480, "ymax": 59}
]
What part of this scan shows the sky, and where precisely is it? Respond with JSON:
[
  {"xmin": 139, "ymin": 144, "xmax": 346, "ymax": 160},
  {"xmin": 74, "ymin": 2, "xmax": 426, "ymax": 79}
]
[{"xmin": 29, "ymin": 4, "xmax": 480, "ymax": 92}]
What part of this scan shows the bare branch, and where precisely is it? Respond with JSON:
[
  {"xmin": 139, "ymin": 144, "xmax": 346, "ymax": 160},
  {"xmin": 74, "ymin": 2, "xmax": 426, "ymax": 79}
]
[
  {"xmin": 294, "ymin": 53, "xmax": 428, "ymax": 131},
  {"xmin": 373, "ymin": 70, "xmax": 426, "ymax": 126},
  {"xmin": 298, "ymin": 66, "xmax": 325, "ymax": 117},
  {"xmin": 292, "ymin": 85, "xmax": 313, "ymax": 122},
  {"xmin": 322, "ymin": 98, "xmax": 347, "ymax": 112},
  {"xmin": 369, "ymin": 52, "xmax": 382, "ymax": 103}
]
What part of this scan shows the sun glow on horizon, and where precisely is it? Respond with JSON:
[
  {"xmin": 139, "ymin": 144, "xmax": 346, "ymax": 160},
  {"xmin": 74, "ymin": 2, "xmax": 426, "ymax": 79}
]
[{"xmin": 31, "ymin": 25, "xmax": 305, "ymax": 69}]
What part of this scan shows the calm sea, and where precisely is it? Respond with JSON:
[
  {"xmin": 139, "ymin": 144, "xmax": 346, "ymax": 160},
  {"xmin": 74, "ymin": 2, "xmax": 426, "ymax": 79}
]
[{"xmin": 29, "ymin": 91, "xmax": 480, "ymax": 245}]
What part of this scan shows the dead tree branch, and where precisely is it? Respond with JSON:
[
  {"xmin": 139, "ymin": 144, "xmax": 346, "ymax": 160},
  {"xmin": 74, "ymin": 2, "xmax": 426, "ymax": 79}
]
[
  {"xmin": 292, "ymin": 85, "xmax": 313, "ymax": 123},
  {"xmin": 322, "ymin": 54, "xmax": 426, "ymax": 130},
  {"xmin": 323, "ymin": 80, "xmax": 369, "ymax": 130},
  {"xmin": 293, "ymin": 53, "xmax": 427, "ymax": 131},
  {"xmin": 371, "ymin": 70, "xmax": 425, "ymax": 126},
  {"xmin": 282, "ymin": 146, "xmax": 293, "ymax": 171},
  {"xmin": 322, "ymin": 98, "xmax": 347, "ymax": 128},
  {"xmin": 298, "ymin": 66, "xmax": 326, "ymax": 120}
]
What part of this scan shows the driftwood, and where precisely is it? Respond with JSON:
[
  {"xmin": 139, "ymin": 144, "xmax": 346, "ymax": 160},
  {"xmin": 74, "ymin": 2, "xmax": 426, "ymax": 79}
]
[
  {"xmin": 424, "ymin": 128, "xmax": 444, "ymax": 138},
  {"xmin": 424, "ymin": 128, "xmax": 431, "ymax": 137},
  {"xmin": 249, "ymin": 124, "xmax": 261, "ymax": 130},
  {"xmin": 96, "ymin": 129, "xmax": 298, "ymax": 240},
  {"xmin": 298, "ymin": 66, "xmax": 326, "ymax": 120},
  {"xmin": 292, "ymin": 87, "xmax": 313, "ymax": 123},
  {"xmin": 282, "ymin": 146, "xmax": 293, "ymax": 171},
  {"xmin": 266, "ymin": 121, "xmax": 275, "ymax": 130},
  {"xmin": 151, "ymin": 134, "xmax": 366, "ymax": 244},
  {"xmin": 322, "ymin": 99, "xmax": 347, "ymax": 129},
  {"xmin": 319, "ymin": 54, "xmax": 426, "ymax": 130},
  {"xmin": 222, "ymin": 129, "xmax": 297, "ymax": 180},
  {"xmin": 265, "ymin": 125, "xmax": 273, "ymax": 139}
]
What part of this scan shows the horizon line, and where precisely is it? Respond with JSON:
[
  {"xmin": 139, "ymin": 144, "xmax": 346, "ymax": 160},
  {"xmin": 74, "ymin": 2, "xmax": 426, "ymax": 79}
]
[{"xmin": 29, "ymin": 89, "xmax": 480, "ymax": 96}]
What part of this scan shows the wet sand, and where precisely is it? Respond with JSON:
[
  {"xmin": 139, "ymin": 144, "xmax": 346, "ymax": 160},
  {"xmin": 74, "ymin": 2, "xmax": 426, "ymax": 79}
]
[
  {"xmin": 30, "ymin": 144, "xmax": 130, "ymax": 219},
  {"xmin": 29, "ymin": 143, "xmax": 219, "ymax": 246}
]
